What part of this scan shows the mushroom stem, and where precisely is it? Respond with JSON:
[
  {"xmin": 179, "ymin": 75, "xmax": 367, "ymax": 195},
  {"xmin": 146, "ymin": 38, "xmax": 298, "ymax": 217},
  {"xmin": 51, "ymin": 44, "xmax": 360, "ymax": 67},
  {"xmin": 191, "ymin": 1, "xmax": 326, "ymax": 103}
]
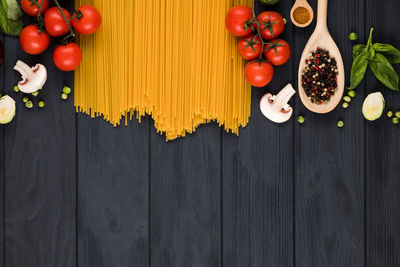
[
  {"xmin": 273, "ymin": 83, "xmax": 296, "ymax": 112},
  {"xmin": 14, "ymin": 60, "xmax": 32, "ymax": 78},
  {"xmin": 260, "ymin": 83, "xmax": 296, "ymax": 123}
]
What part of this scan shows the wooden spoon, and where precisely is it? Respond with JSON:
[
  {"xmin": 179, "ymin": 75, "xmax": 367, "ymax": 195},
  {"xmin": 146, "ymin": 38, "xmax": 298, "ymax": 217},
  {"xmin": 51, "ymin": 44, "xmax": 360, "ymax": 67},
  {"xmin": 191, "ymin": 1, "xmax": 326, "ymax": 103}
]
[
  {"xmin": 290, "ymin": 0, "xmax": 314, "ymax": 27},
  {"xmin": 297, "ymin": 0, "xmax": 345, "ymax": 113}
]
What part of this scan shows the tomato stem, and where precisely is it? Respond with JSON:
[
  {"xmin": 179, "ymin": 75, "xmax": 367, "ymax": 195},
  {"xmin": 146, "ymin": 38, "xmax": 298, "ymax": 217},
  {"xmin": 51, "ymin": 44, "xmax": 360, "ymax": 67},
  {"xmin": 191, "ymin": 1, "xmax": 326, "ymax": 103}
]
[
  {"xmin": 53, "ymin": 0, "xmax": 76, "ymax": 40},
  {"xmin": 29, "ymin": 0, "xmax": 45, "ymax": 29},
  {"xmin": 28, "ymin": 0, "xmax": 41, "ymax": 8},
  {"xmin": 37, "ymin": 0, "xmax": 44, "ymax": 24},
  {"xmin": 251, "ymin": 10, "xmax": 268, "ymax": 61}
]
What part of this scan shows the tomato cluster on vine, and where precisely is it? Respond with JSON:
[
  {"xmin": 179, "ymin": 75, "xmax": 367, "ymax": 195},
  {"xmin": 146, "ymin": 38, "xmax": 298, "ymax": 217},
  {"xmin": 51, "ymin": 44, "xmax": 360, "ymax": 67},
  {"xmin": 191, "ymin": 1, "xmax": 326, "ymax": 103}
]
[
  {"xmin": 225, "ymin": 5, "xmax": 291, "ymax": 87},
  {"xmin": 19, "ymin": 0, "xmax": 101, "ymax": 71}
]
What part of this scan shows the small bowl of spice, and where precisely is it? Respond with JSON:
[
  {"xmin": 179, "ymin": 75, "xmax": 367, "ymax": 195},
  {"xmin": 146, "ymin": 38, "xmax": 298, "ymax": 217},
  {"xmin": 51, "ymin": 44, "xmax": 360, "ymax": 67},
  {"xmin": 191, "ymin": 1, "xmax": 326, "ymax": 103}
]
[{"xmin": 290, "ymin": 0, "xmax": 314, "ymax": 27}]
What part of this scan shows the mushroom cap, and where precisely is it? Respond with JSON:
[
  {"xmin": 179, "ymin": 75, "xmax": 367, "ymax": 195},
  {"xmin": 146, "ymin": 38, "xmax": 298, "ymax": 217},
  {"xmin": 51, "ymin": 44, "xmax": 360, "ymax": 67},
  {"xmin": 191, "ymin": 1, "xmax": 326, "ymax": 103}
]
[
  {"xmin": 260, "ymin": 93, "xmax": 294, "ymax": 123},
  {"xmin": 14, "ymin": 61, "xmax": 47, "ymax": 94}
]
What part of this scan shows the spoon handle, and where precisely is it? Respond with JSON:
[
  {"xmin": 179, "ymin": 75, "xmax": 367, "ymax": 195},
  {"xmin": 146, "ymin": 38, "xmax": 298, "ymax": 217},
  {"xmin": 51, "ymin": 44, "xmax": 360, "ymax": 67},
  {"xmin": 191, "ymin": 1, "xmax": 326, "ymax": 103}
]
[{"xmin": 316, "ymin": 0, "xmax": 328, "ymax": 30}]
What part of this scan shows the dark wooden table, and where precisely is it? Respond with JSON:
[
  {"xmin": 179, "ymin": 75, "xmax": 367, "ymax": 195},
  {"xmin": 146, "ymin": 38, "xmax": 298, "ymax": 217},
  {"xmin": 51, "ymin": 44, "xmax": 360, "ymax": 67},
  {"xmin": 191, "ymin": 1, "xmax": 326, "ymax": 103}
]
[{"xmin": 1, "ymin": 0, "xmax": 399, "ymax": 266}]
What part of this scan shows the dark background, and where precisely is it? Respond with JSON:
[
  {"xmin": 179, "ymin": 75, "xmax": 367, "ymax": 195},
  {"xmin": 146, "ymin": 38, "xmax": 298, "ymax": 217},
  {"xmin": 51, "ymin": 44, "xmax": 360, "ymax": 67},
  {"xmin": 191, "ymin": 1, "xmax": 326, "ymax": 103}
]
[{"xmin": 1, "ymin": 0, "xmax": 399, "ymax": 266}]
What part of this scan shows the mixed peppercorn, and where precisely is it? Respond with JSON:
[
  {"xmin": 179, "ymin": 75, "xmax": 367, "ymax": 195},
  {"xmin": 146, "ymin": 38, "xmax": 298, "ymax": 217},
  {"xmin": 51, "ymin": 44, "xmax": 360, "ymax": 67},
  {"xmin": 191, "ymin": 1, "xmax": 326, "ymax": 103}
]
[{"xmin": 301, "ymin": 47, "xmax": 338, "ymax": 104}]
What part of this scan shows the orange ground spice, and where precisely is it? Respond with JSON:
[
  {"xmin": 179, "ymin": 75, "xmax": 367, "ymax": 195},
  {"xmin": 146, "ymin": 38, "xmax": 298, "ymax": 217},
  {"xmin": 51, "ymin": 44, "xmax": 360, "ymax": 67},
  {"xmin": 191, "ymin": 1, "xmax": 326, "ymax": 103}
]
[{"xmin": 293, "ymin": 7, "xmax": 310, "ymax": 24}]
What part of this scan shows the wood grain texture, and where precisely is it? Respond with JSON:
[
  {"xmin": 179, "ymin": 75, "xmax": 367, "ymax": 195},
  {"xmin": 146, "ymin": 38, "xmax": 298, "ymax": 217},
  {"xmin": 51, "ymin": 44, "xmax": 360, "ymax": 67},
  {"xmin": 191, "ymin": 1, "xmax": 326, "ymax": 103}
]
[
  {"xmin": 77, "ymin": 116, "xmax": 149, "ymax": 267},
  {"xmin": 222, "ymin": 1, "xmax": 294, "ymax": 266},
  {"xmin": 150, "ymin": 124, "xmax": 221, "ymax": 267},
  {"xmin": 2, "ymin": 0, "xmax": 400, "ymax": 266},
  {"xmin": 293, "ymin": 0, "xmax": 365, "ymax": 266},
  {"xmin": 365, "ymin": 0, "xmax": 400, "ymax": 266},
  {"xmin": 3, "ymin": 9, "xmax": 76, "ymax": 267},
  {"xmin": 0, "ymin": 33, "xmax": 4, "ymax": 267}
]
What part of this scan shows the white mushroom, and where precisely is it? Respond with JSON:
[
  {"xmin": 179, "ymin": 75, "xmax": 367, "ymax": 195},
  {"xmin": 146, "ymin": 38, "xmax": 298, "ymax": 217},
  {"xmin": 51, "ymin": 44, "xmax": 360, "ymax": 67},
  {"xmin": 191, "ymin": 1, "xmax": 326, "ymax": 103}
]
[
  {"xmin": 14, "ymin": 60, "xmax": 47, "ymax": 93},
  {"xmin": 260, "ymin": 83, "xmax": 296, "ymax": 123}
]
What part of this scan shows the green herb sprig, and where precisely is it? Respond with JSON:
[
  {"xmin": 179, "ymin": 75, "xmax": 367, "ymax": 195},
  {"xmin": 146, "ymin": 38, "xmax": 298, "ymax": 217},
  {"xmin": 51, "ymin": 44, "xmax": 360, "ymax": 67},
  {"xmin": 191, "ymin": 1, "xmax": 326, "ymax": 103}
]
[{"xmin": 349, "ymin": 27, "xmax": 400, "ymax": 91}]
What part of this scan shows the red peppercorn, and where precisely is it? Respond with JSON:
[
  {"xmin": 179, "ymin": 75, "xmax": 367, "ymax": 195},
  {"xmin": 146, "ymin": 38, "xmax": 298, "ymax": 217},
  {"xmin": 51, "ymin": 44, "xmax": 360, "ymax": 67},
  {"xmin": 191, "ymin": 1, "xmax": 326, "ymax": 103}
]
[
  {"xmin": 305, "ymin": 59, "xmax": 308, "ymax": 64},
  {"xmin": 315, "ymin": 66, "xmax": 319, "ymax": 70},
  {"xmin": 317, "ymin": 54, "xmax": 321, "ymax": 58}
]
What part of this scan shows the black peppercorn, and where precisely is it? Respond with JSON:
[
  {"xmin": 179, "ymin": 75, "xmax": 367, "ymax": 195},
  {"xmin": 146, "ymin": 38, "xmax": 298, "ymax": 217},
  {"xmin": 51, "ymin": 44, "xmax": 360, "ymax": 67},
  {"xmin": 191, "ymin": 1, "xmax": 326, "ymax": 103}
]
[{"xmin": 301, "ymin": 48, "xmax": 338, "ymax": 104}]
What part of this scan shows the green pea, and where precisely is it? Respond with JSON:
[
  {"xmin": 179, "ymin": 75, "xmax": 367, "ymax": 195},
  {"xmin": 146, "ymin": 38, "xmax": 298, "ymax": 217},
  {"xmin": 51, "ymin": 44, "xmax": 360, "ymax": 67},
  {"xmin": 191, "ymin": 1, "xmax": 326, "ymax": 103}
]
[
  {"xmin": 343, "ymin": 96, "xmax": 351, "ymax": 102},
  {"xmin": 62, "ymin": 86, "xmax": 71, "ymax": 95},
  {"xmin": 32, "ymin": 91, "xmax": 39, "ymax": 96},
  {"xmin": 13, "ymin": 85, "xmax": 19, "ymax": 92},
  {"xmin": 342, "ymin": 102, "xmax": 349, "ymax": 109},
  {"xmin": 393, "ymin": 117, "xmax": 399, "ymax": 124},
  {"xmin": 38, "ymin": 100, "xmax": 45, "ymax": 108},
  {"xmin": 349, "ymin": 32, "xmax": 358, "ymax": 41},
  {"xmin": 297, "ymin": 115, "xmax": 305, "ymax": 124},
  {"xmin": 61, "ymin": 93, "xmax": 68, "ymax": 100},
  {"xmin": 348, "ymin": 90, "xmax": 356, "ymax": 98},
  {"xmin": 25, "ymin": 101, "xmax": 33, "ymax": 109},
  {"xmin": 337, "ymin": 120, "xmax": 344, "ymax": 128},
  {"xmin": 395, "ymin": 111, "xmax": 400, "ymax": 118},
  {"xmin": 22, "ymin": 96, "xmax": 29, "ymax": 103},
  {"xmin": 387, "ymin": 111, "xmax": 393, "ymax": 118}
]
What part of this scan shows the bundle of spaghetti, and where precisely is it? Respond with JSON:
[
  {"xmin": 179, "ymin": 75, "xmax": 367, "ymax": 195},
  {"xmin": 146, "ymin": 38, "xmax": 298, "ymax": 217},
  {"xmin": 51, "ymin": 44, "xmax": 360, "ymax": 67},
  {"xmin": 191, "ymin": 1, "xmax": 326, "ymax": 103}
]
[{"xmin": 75, "ymin": 0, "xmax": 253, "ymax": 141}]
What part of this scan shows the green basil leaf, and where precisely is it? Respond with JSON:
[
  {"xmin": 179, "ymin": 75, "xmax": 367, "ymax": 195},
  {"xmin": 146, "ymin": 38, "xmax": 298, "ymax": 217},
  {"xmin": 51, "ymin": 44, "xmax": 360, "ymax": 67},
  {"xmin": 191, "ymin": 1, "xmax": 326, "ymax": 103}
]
[
  {"xmin": 1, "ymin": 0, "xmax": 23, "ymax": 20},
  {"xmin": 352, "ymin": 44, "xmax": 366, "ymax": 59},
  {"xmin": 369, "ymin": 46, "xmax": 376, "ymax": 61},
  {"xmin": 370, "ymin": 53, "xmax": 399, "ymax": 91},
  {"xmin": 349, "ymin": 51, "xmax": 369, "ymax": 90},
  {"xmin": 373, "ymin": 43, "xmax": 400, "ymax": 64},
  {"xmin": 0, "ymin": 4, "xmax": 22, "ymax": 36}
]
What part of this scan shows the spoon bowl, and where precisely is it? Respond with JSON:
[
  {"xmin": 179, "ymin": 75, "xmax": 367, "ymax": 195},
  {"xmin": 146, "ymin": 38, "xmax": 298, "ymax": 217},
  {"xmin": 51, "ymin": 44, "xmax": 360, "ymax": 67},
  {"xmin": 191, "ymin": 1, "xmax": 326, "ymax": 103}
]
[
  {"xmin": 298, "ymin": 0, "xmax": 345, "ymax": 113},
  {"xmin": 290, "ymin": 0, "xmax": 314, "ymax": 28}
]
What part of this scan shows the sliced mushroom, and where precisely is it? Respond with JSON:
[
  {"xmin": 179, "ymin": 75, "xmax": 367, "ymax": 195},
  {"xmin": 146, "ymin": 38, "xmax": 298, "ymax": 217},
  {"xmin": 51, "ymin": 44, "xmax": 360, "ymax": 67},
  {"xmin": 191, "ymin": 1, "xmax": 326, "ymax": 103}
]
[
  {"xmin": 259, "ymin": 83, "xmax": 296, "ymax": 123},
  {"xmin": 14, "ymin": 60, "xmax": 47, "ymax": 94}
]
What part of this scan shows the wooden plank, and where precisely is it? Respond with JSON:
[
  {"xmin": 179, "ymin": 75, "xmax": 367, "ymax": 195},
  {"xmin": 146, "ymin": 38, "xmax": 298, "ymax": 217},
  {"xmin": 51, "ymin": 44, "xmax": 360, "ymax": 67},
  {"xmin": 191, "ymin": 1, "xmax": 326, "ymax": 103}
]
[
  {"xmin": 150, "ymin": 124, "xmax": 221, "ymax": 266},
  {"xmin": 77, "ymin": 116, "xmax": 149, "ymax": 267},
  {"xmin": 0, "ymin": 33, "xmax": 4, "ymax": 267},
  {"xmin": 222, "ymin": 1, "xmax": 294, "ymax": 266},
  {"xmin": 3, "ymin": 35, "xmax": 76, "ymax": 266},
  {"xmin": 293, "ymin": 0, "xmax": 365, "ymax": 266},
  {"xmin": 364, "ymin": 0, "xmax": 400, "ymax": 266}
]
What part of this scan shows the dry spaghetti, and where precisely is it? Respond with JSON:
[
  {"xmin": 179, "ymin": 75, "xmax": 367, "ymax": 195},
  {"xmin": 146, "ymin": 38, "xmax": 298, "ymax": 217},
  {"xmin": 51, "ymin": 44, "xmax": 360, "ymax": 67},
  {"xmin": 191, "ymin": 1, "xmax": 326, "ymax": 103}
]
[{"xmin": 74, "ymin": 0, "xmax": 253, "ymax": 141}]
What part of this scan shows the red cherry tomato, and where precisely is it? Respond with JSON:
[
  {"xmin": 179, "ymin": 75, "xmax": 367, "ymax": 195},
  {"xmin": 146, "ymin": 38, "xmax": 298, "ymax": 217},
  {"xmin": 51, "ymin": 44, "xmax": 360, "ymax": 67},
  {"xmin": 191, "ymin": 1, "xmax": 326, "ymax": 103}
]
[
  {"xmin": 244, "ymin": 61, "xmax": 274, "ymax": 87},
  {"xmin": 71, "ymin": 5, "xmax": 102, "ymax": 35},
  {"xmin": 19, "ymin": 25, "xmax": 50, "ymax": 55},
  {"xmin": 263, "ymin": 39, "xmax": 291, "ymax": 66},
  {"xmin": 44, "ymin": 7, "xmax": 71, "ymax": 37},
  {"xmin": 21, "ymin": 0, "xmax": 49, "ymax": 16},
  {"xmin": 237, "ymin": 35, "xmax": 262, "ymax": 60},
  {"xmin": 53, "ymin": 43, "xmax": 82, "ymax": 71},
  {"xmin": 256, "ymin": 11, "xmax": 285, "ymax": 40},
  {"xmin": 225, "ymin": 5, "xmax": 254, "ymax": 37}
]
